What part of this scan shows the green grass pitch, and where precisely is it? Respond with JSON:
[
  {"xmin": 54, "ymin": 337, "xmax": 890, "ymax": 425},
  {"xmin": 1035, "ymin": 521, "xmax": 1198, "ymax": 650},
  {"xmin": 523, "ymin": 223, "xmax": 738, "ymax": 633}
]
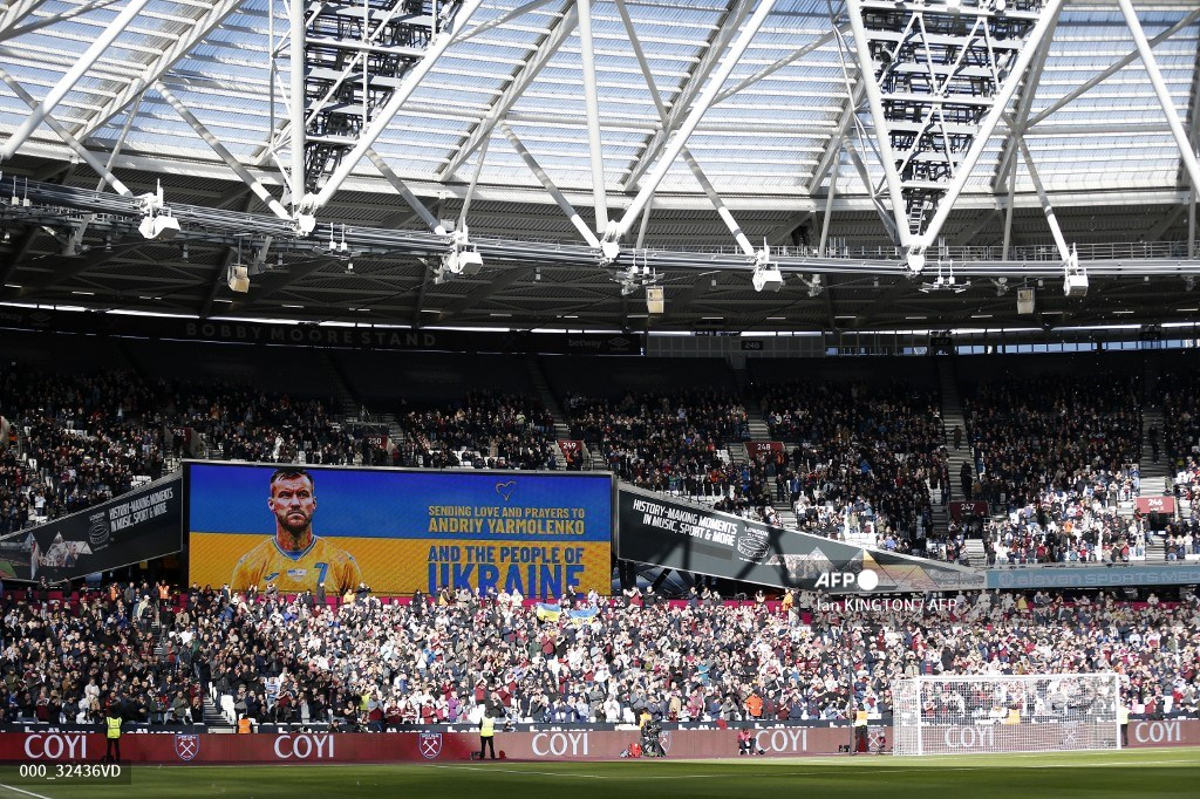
[{"xmin": 2, "ymin": 748, "xmax": 1197, "ymax": 798}]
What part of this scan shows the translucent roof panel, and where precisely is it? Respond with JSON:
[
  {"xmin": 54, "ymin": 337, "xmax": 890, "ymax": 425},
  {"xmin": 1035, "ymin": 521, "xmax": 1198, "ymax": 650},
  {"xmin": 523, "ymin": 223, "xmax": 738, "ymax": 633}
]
[{"xmin": 0, "ymin": 0, "xmax": 1197, "ymax": 222}]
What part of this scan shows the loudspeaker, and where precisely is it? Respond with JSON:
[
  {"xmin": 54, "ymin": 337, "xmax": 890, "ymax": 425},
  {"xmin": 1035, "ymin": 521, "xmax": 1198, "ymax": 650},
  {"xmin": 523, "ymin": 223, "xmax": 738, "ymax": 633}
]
[
  {"xmin": 1017, "ymin": 287, "xmax": 1035, "ymax": 314},
  {"xmin": 227, "ymin": 264, "xmax": 250, "ymax": 293}
]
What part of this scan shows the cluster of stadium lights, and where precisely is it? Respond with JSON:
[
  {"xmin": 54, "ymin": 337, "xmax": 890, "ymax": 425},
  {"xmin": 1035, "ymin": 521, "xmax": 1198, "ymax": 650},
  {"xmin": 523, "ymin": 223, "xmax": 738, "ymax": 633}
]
[
  {"xmin": 435, "ymin": 227, "xmax": 483, "ymax": 284},
  {"xmin": 136, "ymin": 181, "xmax": 181, "ymax": 242},
  {"xmin": 18, "ymin": 176, "xmax": 1200, "ymax": 314}
]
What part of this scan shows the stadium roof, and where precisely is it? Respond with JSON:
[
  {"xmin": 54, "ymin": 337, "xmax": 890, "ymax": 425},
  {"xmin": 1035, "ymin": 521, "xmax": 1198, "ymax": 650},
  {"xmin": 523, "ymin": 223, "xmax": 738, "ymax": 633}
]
[{"xmin": 0, "ymin": 0, "xmax": 1198, "ymax": 332}]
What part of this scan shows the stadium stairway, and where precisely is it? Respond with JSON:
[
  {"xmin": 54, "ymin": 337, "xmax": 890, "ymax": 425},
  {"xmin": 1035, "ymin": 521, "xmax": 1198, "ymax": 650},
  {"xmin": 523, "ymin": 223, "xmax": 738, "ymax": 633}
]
[
  {"xmin": 525, "ymin": 356, "xmax": 577, "ymax": 470},
  {"xmin": 1140, "ymin": 407, "xmax": 1169, "ymax": 482},
  {"xmin": 963, "ymin": 537, "xmax": 987, "ymax": 566},
  {"xmin": 319, "ymin": 350, "xmax": 362, "ymax": 420},
  {"xmin": 936, "ymin": 357, "xmax": 971, "ymax": 537},
  {"xmin": 736, "ymin": 398, "xmax": 798, "ymax": 529},
  {"xmin": 201, "ymin": 695, "xmax": 232, "ymax": 730}
]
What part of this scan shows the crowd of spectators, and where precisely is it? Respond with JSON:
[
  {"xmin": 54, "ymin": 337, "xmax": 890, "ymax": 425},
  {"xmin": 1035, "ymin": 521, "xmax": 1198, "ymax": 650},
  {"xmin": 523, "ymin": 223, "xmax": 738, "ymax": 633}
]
[
  {"xmin": 0, "ymin": 580, "xmax": 202, "ymax": 727},
  {"xmin": 397, "ymin": 392, "xmax": 558, "ymax": 471},
  {"xmin": 979, "ymin": 491, "xmax": 1150, "ymax": 565},
  {"xmin": 3, "ymin": 584, "xmax": 1197, "ymax": 730},
  {"xmin": 760, "ymin": 382, "xmax": 947, "ymax": 558},
  {"xmin": 0, "ymin": 360, "xmax": 359, "ymax": 538},
  {"xmin": 1160, "ymin": 365, "xmax": 1200, "ymax": 524},
  {"xmin": 566, "ymin": 390, "xmax": 749, "ymax": 484},
  {"xmin": 964, "ymin": 373, "xmax": 1142, "ymax": 509},
  {"xmin": 963, "ymin": 373, "xmax": 1145, "ymax": 565}
]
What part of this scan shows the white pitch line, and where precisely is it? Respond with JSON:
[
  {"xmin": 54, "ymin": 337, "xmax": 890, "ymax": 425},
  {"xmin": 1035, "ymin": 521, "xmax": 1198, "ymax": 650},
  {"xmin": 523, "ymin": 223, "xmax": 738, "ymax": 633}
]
[
  {"xmin": 424, "ymin": 764, "xmax": 608, "ymax": 780},
  {"xmin": 0, "ymin": 784, "xmax": 50, "ymax": 800}
]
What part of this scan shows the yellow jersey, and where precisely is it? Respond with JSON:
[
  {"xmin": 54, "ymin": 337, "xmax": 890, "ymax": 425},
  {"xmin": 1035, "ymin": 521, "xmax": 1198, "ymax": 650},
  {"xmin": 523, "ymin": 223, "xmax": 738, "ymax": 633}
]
[{"xmin": 231, "ymin": 535, "xmax": 362, "ymax": 594}]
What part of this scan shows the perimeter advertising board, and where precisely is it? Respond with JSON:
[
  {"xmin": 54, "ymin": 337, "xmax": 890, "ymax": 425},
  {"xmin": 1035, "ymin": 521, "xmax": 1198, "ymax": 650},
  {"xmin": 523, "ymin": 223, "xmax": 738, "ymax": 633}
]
[
  {"xmin": 617, "ymin": 485, "xmax": 982, "ymax": 592},
  {"xmin": 186, "ymin": 464, "xmax": 611, "ymax": 597},
  {"xmin": 3, "ymin": 721, "xmax": 1194, "ymax": 764},
  {"xmin": 27, "ymin": 476, "xmax": 182, "ymax": 581}
]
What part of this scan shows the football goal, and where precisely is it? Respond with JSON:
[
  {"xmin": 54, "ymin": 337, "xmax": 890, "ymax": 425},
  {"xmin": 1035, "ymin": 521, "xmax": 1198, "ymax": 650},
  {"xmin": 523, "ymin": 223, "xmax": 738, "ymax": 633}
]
[{"xmin": 891, "ymin": 673, "xmax": 1121, "ymax": 756}]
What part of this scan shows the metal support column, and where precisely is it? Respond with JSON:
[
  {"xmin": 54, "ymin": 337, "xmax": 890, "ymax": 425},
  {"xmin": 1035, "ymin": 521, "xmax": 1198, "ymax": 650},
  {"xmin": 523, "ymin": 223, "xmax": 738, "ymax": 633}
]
[
  {"xmin": 818, "ymin": 153, "xmax": 841, "ymax": 257},
  {"xmin": 365, "ymin": 150, "xmax": 448, "ymax": 235},
  {"xmin": 608, "ymin": 0, "xmax": 778, "ymax": 244},
  {"xmin": 616, "ymin": 0, "xmax": 754, "ymax": 257},
  {"xmin": 157, "ymin": 81, "xmax": 292, "ymax": 221},
  {"xmin": 309, "ymin": 0, "xmax": 486, "ymax": 211},
  {"xmin": 0, "ymin": 68, "xmax": 132, "ymax": 196},
  {"xmin": 911, "ymin": 0, "xmax": 1065, "ymax": 252},
  {"xmin": 0, "ymin": 0, "xmax": 153, "ymax": 160},
  {"xmin": 577, "ymin": 0, "xmax": 608, "ymax": 232},
  {"xmin": 1116, "ymin": 0, "xmax": 1200, "ymax": 214},
  {"xmin": 1016, "ymin": 138, "xmax": 1069, "ymax": 261},
  {"xmin": 289, "ymin": 0, "xmax": 307, "ymax": 205},
  {"xmin": 499, "ymin": 123, "xmax": 602, "ymax": 248},
  {"xmin": 844, "ymin": 0, "xmax": 911, "ymax": 245}
]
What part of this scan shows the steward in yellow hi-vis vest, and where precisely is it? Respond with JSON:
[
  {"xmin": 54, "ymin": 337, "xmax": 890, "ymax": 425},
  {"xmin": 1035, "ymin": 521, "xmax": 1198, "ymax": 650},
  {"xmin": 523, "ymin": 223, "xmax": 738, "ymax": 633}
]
[
  {"xmin": 479, "ymin": 713, "xmax": 497, "ymax": 760},
  {"xmin": 853, "ymin": 708, "xmax": 869, "ymax": 753},
  {"xmin": 105, "ymin": 712, "xmax": 122, "ymax": 763}
]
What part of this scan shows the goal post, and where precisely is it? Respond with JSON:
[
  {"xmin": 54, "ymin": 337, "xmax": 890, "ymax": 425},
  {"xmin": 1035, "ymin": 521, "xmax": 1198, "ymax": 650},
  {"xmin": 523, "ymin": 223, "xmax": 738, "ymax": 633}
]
[{"xmin": 892, "ymin": 673, "xmax": 1121, "ymax": 756}]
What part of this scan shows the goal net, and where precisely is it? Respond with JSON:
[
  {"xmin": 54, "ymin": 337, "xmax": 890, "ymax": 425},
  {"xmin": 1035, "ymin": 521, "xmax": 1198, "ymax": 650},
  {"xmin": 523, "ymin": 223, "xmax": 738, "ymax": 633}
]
[{"xmin": 892, "ymin": 674, "xmax": 1121, "ymax": 756}]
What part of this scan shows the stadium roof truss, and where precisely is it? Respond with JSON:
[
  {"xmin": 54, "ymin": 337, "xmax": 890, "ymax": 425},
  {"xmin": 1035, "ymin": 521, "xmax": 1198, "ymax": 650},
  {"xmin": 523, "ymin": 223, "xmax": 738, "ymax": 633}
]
[{"xmin": 0, "ymin": 0, "xmax": 1199, "ymax": 332}]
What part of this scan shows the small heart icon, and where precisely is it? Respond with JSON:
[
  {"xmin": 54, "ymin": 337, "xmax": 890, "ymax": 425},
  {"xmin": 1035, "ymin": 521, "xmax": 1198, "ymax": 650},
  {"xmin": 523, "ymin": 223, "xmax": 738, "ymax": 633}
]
[{"xmin": 496, "ymin": 481, "xmax": 517, "ymax": 501}]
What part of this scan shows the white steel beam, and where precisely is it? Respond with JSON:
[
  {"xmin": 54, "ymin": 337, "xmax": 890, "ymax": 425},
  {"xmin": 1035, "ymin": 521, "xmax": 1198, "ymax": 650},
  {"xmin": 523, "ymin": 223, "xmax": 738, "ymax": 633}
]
[
  {"xmin": 608, "ymin": 0, "xmax": 778, "ymax": 244},
  {"xmin": 844, "ymin": 0, "xmax": 910, "ymax": 245},
  {"xmin": 0, "ymin": 0, "xmax": 120, "ymax": 44},
  {"xmin": 910, "ymin": 0, "xmax": 1065, "ymax": 252},
  {"xmin": 289, "ymin": 0, "xmax": 306, "ymax": 204},
  {"xmin": 1016, "ymin": 137, "xmax": 1069, "ymax": 261},
  {"xmin": 616, "ymin": 0, "xmax": 753, "ymax": 256},
  {"xmin": 0, "ymin": 0, "xmax": 48, "ymax": 35},
  {"xmin": 992, "ymin": 2, "xmax": 1064, "ymax": 194},
  {"xmin": 0, "ymin": 67, "xmax": 132, "ymax": 196},
  {"xmin": 1116, "ymin": 0, "xmax": 1200, "ymax": 204},
  {"xmin": 307, "ymin": 0, "xmax": 486, "ymax": 211},
  {"xmin": 635, "ymin": 199, "xmax": 653, "ymax": 249},
  {"xmin": 499, "ymin": 122, "xmax": 602, "ymax": 248},
  {"xmin": 577, "ymin": 0, "xmax": 608, "ymax": 232},
  {"xmin": 818, "ymin": 151, "xmax": 840, "ymax": 257},
  {"xmin": 457, "ymin": 134, "xmax": 490, "ymax": 232},
  {"xmin": 1024, "ymin": 8, "xmax": 1200, "ymax": 131},
  {"xmin": 712, "ymin": 27, "xmax": 844, "ymax": 106},
  {"xmin": 1188, "ymin": 31, "xmax": 1200, "ymax": 259},
  {"xmin": 155, "ymin": 81, "xmax": 292, "ymax": 222},
  {"xmin": 438, "ymin": 4, "xmax": 578, "ymax": 180},
  {"xmin": 453, "ymin": 0, "xmax": 559, "ymax": 44},
  {"xmin": 365, "ymin": 149, "xmax": 448, "ymax": 235},
  {"xmin": 73, "ymin": 0, "xmax": 246, "ymax": 139},
  {"xmin": 1001, "ymin": 134, "xmax": 1018, "ymax": 260},
  {"xmin": 622, "ymin": 0, "xmax": 754, "ymax": 190},
  {"xmin": 93, "ymin": 90, "xmax": 142, "ymax": 198},
  {"xmin": 808, "ymin": 81, "xmax": 864, "ymax": 195},
  {"xmin": 0, "ymin": 0, "xmax": 154, "ymax": 161},
  {"xmin": 846, "ymin": 138, "xmax": 901, "ymax": 245}
]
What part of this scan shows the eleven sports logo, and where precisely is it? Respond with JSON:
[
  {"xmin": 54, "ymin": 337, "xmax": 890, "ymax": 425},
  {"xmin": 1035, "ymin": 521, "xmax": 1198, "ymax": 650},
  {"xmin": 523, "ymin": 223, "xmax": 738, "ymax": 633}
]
[{"xmin": 814, "ymin": 568, "xmax": 880, "ymax": 591}]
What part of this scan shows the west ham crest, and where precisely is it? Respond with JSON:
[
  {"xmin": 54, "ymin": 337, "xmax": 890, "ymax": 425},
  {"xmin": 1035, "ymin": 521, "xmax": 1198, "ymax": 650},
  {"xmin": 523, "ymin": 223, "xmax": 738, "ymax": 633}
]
[
  {"xmin": 174, "ymin": 733, "xmax": 200, "ymax": 761},
  {"xmin": 418, "ymin": 732, "xmax": 443, "ymax": 760}
]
